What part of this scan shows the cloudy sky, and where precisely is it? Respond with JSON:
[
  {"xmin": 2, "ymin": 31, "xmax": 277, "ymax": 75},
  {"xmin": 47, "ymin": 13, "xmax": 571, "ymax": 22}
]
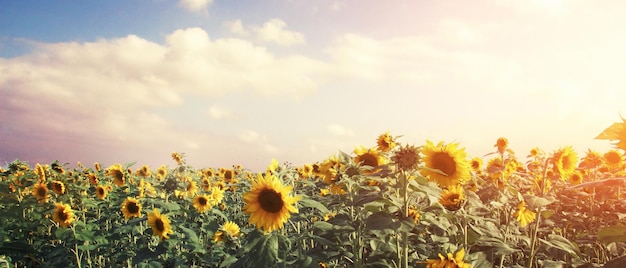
[{"xmin": 1, "ymin": 0, "xmax": 624, "ymax": 171}]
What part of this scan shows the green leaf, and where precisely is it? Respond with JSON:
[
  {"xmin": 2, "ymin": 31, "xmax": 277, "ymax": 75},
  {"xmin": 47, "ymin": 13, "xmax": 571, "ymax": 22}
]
[
  {"xmin": 598, "ymin": 226, "xmax": 626, "ymax": 244},
  {"xmin": 365, "ymin": 211, "xmax": 400, "ymax": 231},
  {"xmin": 299, "ymin": 196, "xmax": 330, "ymax": 214},
  {"xmin": 74, "ymin": 228, "xmax": 96, "ymax": 242},
  {"xmin": 351, "ymin": 193, "xmax": 381, "ymax": 207},
  {"xmin": 539, "ymin": 234, "xmax": 581, "ymax": 258}
]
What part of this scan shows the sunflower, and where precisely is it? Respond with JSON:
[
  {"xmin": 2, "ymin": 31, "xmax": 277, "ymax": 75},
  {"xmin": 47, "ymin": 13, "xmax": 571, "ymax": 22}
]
[
  {"xmin": 192, "ymin": 195, "xmax": 213, "ymax": 213},
  {"xmin": 156, "ymin": 165, "xmax": 168, "ymax": 181},
  {"xmin": 528, "ymin": 147, "xmax": 542, "ymax": 158},
  {"xmin": 603, "ymin": 149, "xmax": 624, "ymax": 168},
  {"xmin": 470, "ymin": 157, "xmax": 483, "ymax": 172},
  {"xmin": 376, "ymin": 131, "xmax": 396, "ymax": 152},
  {"xmin": 107, "ymin": 164, "xmax": 125, "ymax": 187},
  {"xmin": 52, "ymin": 202, "xmax": 75, "ymax": 228},
  {"xmin": 426, "ymin": 248, "xmax": 471, "ymax": 268},
  {"xmin": 35, "ymin": 163, "xmax": 46, "ymax": 181},
  {"xmin": 135, "ymin": 165, "xmax": 151, "ymax": 177},
  {"xmin": 94, "ymin": 162, "xmax": 102, "ymax": 172},
  {"xmin": 95, "ymin": 185, "xmax": 108, "ymax": 200},
  {"xmin": 439, "ymin": 185, "xmax": 464, "ymax": 211},
  {"xmin": 420, "ymin": 140, "xmax": 471, "ymax": 187},
  {"xmin": 201, "ymin": 177, "xmax": 211, "ymax": 191},
  {"xmin": 88, "ymin": 173, "xmax": 99, "ymax": 185},
  {"xmin": 300, "ymin": 164, "xmax": 314, "ymax": 179},
  {"xmin": 242, "ymin": 173, "xmax": 302, "ymax": 233},
  {"xmin": 267, "ymin": 159, "xmax": 279, "ymax": 174},
  {"xmin": 147, "ymin": 209, "xmax": 173, "ymax": 240},
  {"xmin": 494, "ymin": 137, "xmax": 508, "ymax": 154},
  {"xmin": 579, "ymin": 149, "xmax": 602, "ymax": 169},
  {"xmin": 392, "ymin": 144, "xmax": 420, "ymax": 171},
  {"xmin": 209, "ymin": 186, "xmax": 225, "ymax": 206},
  {"xmin": 171, "ymin": 152, "xmax": 183, "ymax": 165},
  {"xmin": 353, "ymin": 146, "xmax": 387, "ymax": 174},
  {"xmin": 120, "ymin": 197, "xmax": 142, "ymax": 220},
  {"xmin": 222, "ymin": 221, "xmax": 241, "ymax": 237},
  {"xmin": 175, "ymin": 177, "xmax": 198, "ymax": 198},
  {"xmin": 513, "ymin": 201, "xmax": 536, "ymax": 227},
  {"xmin": 31, "ymin": 182, "xmax": 50, "ymax": 204},
  {"xmin": 570, "ymin": 170, "xmax": 584, "ymax": 185},
  {"xmin": 552, "ymin": 146, "xmax": 578, "ymax": 180},
  {"xmin": 50, "ymin": 180, "xmax": 65, "ymax": 195}
]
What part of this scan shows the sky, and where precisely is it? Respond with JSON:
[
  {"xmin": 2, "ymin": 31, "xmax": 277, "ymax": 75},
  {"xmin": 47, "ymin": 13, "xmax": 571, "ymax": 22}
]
[{"xmin": 1, "ymin": 0, "xmax": 625, "ymax": 171}]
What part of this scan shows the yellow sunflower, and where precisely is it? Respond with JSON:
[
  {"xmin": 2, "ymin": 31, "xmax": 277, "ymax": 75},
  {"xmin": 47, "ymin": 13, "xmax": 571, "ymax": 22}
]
[
  {"xmin": 391, "ymin": 144, "xmax": 420, "ymax": 171},
  {"xmin": 570, "ymin": 170, "xmax": 584, "ymax": 185},
  {"xmin": 300, "ymin": 164, "xmax": 314, "ymax": 179},
  {"xmin": 426, "ymin": 248, "xmax": 470, "ymax": 268},
  {"xmin": 156, "ymin": 165, "xmax": 168, "ymax": 181},
  {"xmin": 95, "ymin": 185, "xmax": 108, "ymax": 200},
  {"xmin": 420, "ymin": 140, "xmax": 471, "ymax": 187},
  {"xmin": 439, "ymin": 185, "xmax": 464, "ymax": 211},
  {"xmin": 94, "ymin": 162, "xmax": 102, "ymax": 172},
  {"xmin": 603, "ymin": 149, "xmax": 624, "ymax": 168},
  {"xmin": 552, "ymin": 146, "xmax": 578, "ymax": 180},
  {"xmin": 494, "ymin": 137, "xmax": 508, "ymax": 154},
  {"xmin": 513, "ymin": 201, "xmax": 536, "ymax": 227},
  {"xmin": 52, "ymin": 202, "xmax": 75, "ymax": 228},
  {"xmin": 242, "ymin": 173, "xmax": 302, "ymax": 233},
  {"xmin": 353, "ymin": 146, "xmax": 387, "ymax": 173},
  {"xmin": 209, "ymin": 186, "xmax": 225, "ymax": 206},
  {"xmin": 192, "ymin": 195, "xmax": 213, "ymax": 213},
  {"xmin": 88, "ymin": 173, "xmax": 99, "ymax": 185},
  {"xmin": 470, "ymin": 157, "xmax": 483, "ymax": 172},
  {"xmin": 222, "ymin": 221, "xmax": 241, "ymax": 237},
  {"xmin": 31, "ymin": 182, "xmax": 50, "ymax": 204},
  {"xmin": 171, "ymin": 152, "xmax": 183, "ymax": 165},
  {"xmin": 35, "ymin": 163, "xmax": 46, "ymax": 181},
  {"xmin": 107, "ymin": 164, "xmax": 125, "ymax": 187},
  {"xmin": 50, "ymin": 180, "xmax": 65, "ymax": 195},
  {"xmin": 147, "ymin": 209, "xmax": 174, "ymax": 240},
  {"xmin": 135, "ymin": 165, "xmax": 151, "ymax": 177},
  {"xmin": 376, "ymin": 131, "xmax": 396, "ymax": 152},
  {"xmin": 120, "ymin": 197, "xmax": 142, "ymax": 220}
]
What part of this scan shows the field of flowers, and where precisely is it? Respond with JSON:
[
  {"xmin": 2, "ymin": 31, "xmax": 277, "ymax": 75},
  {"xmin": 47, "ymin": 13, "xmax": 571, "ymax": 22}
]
[{"xmin": 2, "ymin": 118, "xmax": 626, "ymax": 268}]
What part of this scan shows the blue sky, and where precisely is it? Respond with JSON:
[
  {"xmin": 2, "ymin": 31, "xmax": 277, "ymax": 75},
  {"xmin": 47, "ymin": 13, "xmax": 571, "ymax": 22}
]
[{"xmin": 1, "ymin": 0, "xmax": 625, "ymax": 171}]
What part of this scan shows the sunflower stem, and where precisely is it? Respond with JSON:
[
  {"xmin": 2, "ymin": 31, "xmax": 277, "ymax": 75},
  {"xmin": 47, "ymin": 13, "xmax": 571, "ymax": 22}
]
[{"xmin": 401, "ymin": 170, "xmax": 409, "ymax": 268}]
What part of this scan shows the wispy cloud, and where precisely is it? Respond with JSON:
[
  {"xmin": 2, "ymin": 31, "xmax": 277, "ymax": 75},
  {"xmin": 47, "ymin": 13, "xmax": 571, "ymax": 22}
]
[
  {"xmin": 225, "ymin": 18, "xmax": 306, "ymax": 46},
  {"xmin": 178, "ymin": 0, "xmax": 213, "ymax": 14}
]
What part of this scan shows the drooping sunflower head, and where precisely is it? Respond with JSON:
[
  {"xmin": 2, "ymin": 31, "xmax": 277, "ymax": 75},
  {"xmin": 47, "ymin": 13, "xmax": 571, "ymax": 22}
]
[
  {"xmin": 391, "ymin": 144, "xmax": 420, "ymax": 171},
  {"xmin": 242, "ymin": 173, "xmax": 302, "ymax": 233},
  {"xmin": 31, "ymin": 182, "xmax": 50, "ymax": 204},
  {"xmin": 147, "ymin": 209, "xmax": 174, "ymax": 240},
  {"xmin": 52, "ymin": 202, "xmax": 75, "ymax": 228},
  {"xmin": 513, "ymin": 201, "xmax": 536, "ymax": 227},
  {"xmin": 439, "ymin": 185, "xmax": 465, "ymax": 211},
  {"xmin": 156, "ymin": 165, "xmax": 168, "ymax": 181},
  {"xmin": 552, "ymin": 146, "xmax": 579, "ymax": 180},
  {"xmin": 121, "ymin": 197, "xmax": 142, "ymax": 220},
  {"xmin": 50, "ymin": 180, "xmax": 65, "ymax": 195},
  {"xmin": 376, "ymin": 131, "xmax": 396, "ymax": 152},
  {"xmin": 420, "ymin": 140, "xmax": 471, "ymax": 187},
  {"xmin": 95, "ymin": 185, "xmax": 108, "ymax": 200},
  {"xmin": 107, "ymin": 164, "xmax": 125, "ymax": 187},
  {"xmin": 353, "ymin": 146, "xmax": 388, "ymax": 173},
  {"xmin": 135, "ymin": 165, "xmax": 151, "ymax": 177},
  {"xmin": 171, "ymin": 152, "xmax": 183, "ymax": 165},
  {"xmin": 192, "ymin": 195, "xmax": 213, "ymax": 213},
  {"xmin": 35, "ymin": 163, "xmax": 46, "ymax": 181}
]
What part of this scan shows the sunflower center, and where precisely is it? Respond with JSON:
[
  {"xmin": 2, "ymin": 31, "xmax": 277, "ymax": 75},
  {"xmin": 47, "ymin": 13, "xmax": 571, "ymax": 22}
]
[
  {"xmin": 127, "ymin": 202, "xmax": 139, "ymax": 214},
  {"xmin": 359, "ymin": 153, "xmax": 378, "ymax": 167},
  {"xmin": 111, "ymin": 170, "xmax": 123, "ymax": 180},
  {"xmin": 57, "ymin": 210, "xmax": 68, "ymax": 221},
  {"xmin": 605, "ymin": 152, "xmax": 621, "ymax": 164},
  {"xmin": 97, "ymin": 188, "xmax": 104, "ymax": 195},
  {"xmin": 37, "ymin": 187, "xmax": 46, "ymax": 197},
  {"xmin": 447, "ymin": 193, "xmax": 461, "ymax": 203},
  {"xmin": 198, "ymin": 197, "xmax": 207, "ymax": 206},
  {"xmin": 258, "ymin": 189, "xmax": 284, "ymax": 213},
  {"xmin": 53, "ymin": 183, "xmax": 62, "ymax": 192},
  {"xmin": 155, "ymin": 219, "xmax": 165, "ymax": 232},
  {"xmin": 432, "ymin": 152, "xmax": 456, "ymax": 176}
]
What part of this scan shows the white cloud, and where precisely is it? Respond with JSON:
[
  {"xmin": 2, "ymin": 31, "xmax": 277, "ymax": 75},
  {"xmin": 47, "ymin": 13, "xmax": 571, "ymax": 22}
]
[
  {"xmin": 225, "ymin": 19, "xmax": 305, "ymax": 46},
  {"xmin": 330, "ymin": 2, "xmax": 346, "ymax": 11},
  {"xmin": 327, "ymin": 124, "xmax": 354, "ymax": 136},
  {"xmin": 238, "ymin": 130, "xmax": 278, "ymax": 153},
  {"xmin": 208, "ymin": 106, "xmax": 231, "ymax": 119},
  {"xmin": 178, "ymin": 0, "xmax": 213, "ymax": 14}
]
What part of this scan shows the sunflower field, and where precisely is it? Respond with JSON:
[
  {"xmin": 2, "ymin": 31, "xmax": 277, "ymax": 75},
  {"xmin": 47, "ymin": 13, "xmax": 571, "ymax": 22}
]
[{"xmin": 2, "ymin": 118, "xmax": 626, "ymax": 268}]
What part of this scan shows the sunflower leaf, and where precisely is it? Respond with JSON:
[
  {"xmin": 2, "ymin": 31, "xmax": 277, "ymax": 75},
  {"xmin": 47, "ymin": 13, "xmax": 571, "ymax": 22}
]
[
  {"xmin": 299, "ymin": 196, "xmax": 330, "ymax": 214},
  {"xmin": 365, "ymin": 211, "xmax": 400, "ymax": 231},
  {"xmin": 598, "ymin": 226, "xmax": 626, "ymax": 244}
]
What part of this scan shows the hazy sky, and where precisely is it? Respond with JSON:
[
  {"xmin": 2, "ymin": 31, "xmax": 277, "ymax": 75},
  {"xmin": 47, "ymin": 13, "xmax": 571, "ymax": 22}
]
[{"xmin": 1, "ymin": 0, "xmax": 624, "ymax": 171}]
